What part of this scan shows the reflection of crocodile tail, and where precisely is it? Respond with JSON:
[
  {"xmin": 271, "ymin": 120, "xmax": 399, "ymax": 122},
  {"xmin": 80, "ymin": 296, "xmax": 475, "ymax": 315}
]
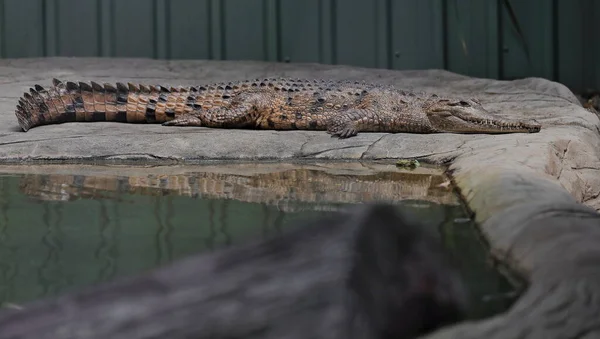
[{"xmin": 18, "ymin": 168, "xmax": 458, "ymax": 210}]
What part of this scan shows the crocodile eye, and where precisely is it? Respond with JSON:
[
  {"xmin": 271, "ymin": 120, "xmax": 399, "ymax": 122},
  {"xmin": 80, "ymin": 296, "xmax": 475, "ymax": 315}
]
[{"xmin": 447, "ymin": 101, "xmax": 468, "ymax": 107}]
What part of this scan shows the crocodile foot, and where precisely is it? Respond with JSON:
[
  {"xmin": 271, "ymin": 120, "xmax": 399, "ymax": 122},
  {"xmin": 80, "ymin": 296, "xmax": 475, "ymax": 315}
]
[
  {"xmin": 162, "ymin": 114, "xmax": 203, "ymax": 127},
  {"xmin": 327, "ymin": 124, "xmax": 359, "ymax": 139}
]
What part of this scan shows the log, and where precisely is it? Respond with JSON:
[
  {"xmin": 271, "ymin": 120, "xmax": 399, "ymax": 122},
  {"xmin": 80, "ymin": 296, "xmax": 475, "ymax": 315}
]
[{"xmin": 0, "ymin": 204, "xmax": 467, "ymax": 339}]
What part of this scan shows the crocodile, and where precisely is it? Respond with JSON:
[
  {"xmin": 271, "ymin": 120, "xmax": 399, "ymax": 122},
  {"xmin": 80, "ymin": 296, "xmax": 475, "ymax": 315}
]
[{"xmin": 14, "ymin": 78, "xmax": 541, "ymax": 138}]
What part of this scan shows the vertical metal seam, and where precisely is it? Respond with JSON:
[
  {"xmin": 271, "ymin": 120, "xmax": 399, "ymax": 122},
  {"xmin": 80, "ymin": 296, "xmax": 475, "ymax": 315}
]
[
  {"xmin": 592, "ymin": 1, "xmax": 600, "ymax": 89},
  {"xmin": 152, "ymin": 0, "xmax": 158, "ymax": 59},
  {"xmin": 263, "ymin": 0, "xmax": 281, "ymax": 62},
  {"xmin": 581, "ymin": 1, "xmax": 586, "ymax": 88},
  {"xmin": 497, "ymin": 0, "xmax": 504, "ymax": 79},
  {"xmin": 40, "ymin": 0, "xmax": 59, "ymax": 56},
  {"xmin": 485, "ymin": 0, "xmax": 499, "ymax": 79},
  {"xmin": 207, "ymin": 0, "xmax": 213, "ymax": 59},
  {"xmin": 97, "ymin": 0, "xmax": 103, "ymax": 56},
  {"xmin": 219, "ymin": 0, "xmax": 226, "ymax": 60},
  {"xmin": 262, "ymin": 0, "xmax": 268, "ymax": 60},
  {"xmin": 41, "ymin": 0, "xmax": 47, "ymax": 56},
  {"xmin": 208, "ymin": 0, "xmax": 224, "ymax": 60},
  {"xmin": 374, "ymin": 0, "xmax": 387, "ymax": 69},
  {"xmin": 551, "ymin": 0, "xmax": 558, "ymax": 82},
  {"xmin": 110, "ymin": 0, "xmax": 116, "ymax": 57},
  {"xmin": 318, "ymin": 0, "xmax": 323, "ymax": 63},
  {"xmin": 165, "ymin": 0, "xmax": 171, "ymax": 59},
  {"xmin": 595, "ymin": 1, "xmax": 600, "ymax": 90},
  {"xmin": 385, "ymin": 0, "xmax": 392, "ymax": 69},
  {"xmin": 373, "ymin": 0, "xmax": 378, "ymax": 66},
  {"xmin": 275, "ymin": 0, "xmax": 282, "ymax": 62},
  {"xmin": 441, "ymin": 0, "xmax": 449, "ymax": 70},
  {"xmin": 330, "ymin": 0, "xmax": 337, "ymax": 64},
  {"xmin": 0, "ymin": 0, "xmax": 5, "ymax": 58},
  {"xmin": 54, "ymin": 0, "xmax": 60, "ymax": 55},
  {"xmin": 152, "ymin": 0, "xmax": 169, "ymax": 59},
  {"xmin": 581, "ymin": 0, "xmax": 593, "ymax": 88}
]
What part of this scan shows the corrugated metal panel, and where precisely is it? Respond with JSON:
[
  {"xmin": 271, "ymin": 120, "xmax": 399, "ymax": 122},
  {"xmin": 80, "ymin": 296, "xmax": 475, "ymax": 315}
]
[
  {"xmin": 53, "ymin": 0, "xmax": 99, "ymax": 56},
  {"xmin": 335, "ymin": 0, "xmax": 380, "ymax": 68},
  {"xmin": 390, "ymin": 0, "xmax": 445, "ymax": 70},
  {"xmin": 279, "ymin": 0, "xmax": 321, "ymax": 63},
  {"xmin": 222, "ymin": 0, "xmax": 269, "ymax": 61},
  {"xmin": 113, "ymin": 0, "xmax": 156, "ymax": 57},
  {"xmin": 0, "ymin": 1, "xmax": 4, "ymax": 58},
  {"xmin": 2, "ymin": 0, "xmax": 45, "ymax": 58},
  {"xmin": 445, "ymin": 0, "xmax": 499, "ymax": 79},
  {"xmin": 167, "ymin": 0, "xmax": 211, "ymax": 59},
  {"xmin": 0, "ymin": 0, "xmax": 597, "ymax": 92},
  {"xmin": 98, "ymin": 0, "xmax": 112, "ymax": 57},
  {"xmin": 557, "ymin": 0, "xmax": 600, "ymax": 92},
  {"xmin": 500, "ymin": 0, "xmax": 556, "ymax": 81}
]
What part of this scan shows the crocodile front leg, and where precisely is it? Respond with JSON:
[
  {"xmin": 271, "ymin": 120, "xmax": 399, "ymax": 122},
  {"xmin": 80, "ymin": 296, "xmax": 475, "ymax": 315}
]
[
  {"xmin": 326, "ymin": 109, "xmax": 382, "ymax": 138},
  {"xmin": 327, "ymin": 107, "xmax": 437, "ymax": 138}
]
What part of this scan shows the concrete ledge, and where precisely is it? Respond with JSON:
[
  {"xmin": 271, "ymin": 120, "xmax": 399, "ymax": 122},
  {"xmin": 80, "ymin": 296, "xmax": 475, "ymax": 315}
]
[
  {"xmin": 424, "ymin": 171, "xmax": 600, "ymax": 338},
  {"xmin": 0, "ymin": 58, "xmax": 599, "ymax": 337}
]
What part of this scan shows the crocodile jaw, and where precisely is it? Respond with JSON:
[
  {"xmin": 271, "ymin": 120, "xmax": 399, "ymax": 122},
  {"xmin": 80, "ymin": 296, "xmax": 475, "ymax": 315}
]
[
  {"xmin": 429, "ymin": 114, "xmax": 541, "ymax": 134},
  {"xmin": 427, "ymin": 105, "xmax": 541, "ymax": 134}
]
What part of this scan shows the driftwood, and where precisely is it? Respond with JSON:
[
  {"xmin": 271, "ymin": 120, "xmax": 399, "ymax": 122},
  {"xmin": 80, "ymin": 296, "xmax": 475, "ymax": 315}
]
[{"xmin": 0, "ymin": 204, "xmax": 467, "ymax": 339}]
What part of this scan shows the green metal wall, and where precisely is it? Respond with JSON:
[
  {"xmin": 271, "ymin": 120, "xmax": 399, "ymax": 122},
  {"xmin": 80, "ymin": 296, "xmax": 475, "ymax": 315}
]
[{"xmin": 0, "ymin": 0, "xmax": 597, "ymax": 91}]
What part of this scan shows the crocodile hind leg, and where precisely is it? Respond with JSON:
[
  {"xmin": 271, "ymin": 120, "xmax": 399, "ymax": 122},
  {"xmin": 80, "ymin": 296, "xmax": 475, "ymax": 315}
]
[
  {"xmin": 162, "ymin": 107, "xmax": 256, "ymax": 128},
  {"xmin": 162, "ymin": 113, "xmax": 203, "ymax": 126},
  {"xmin": 162, "ymin": 93, "xmax": 262, "ymax": 128},
  {"xmin": 326, "ymin": 108, "xmax": 380, "ymax": 139}
]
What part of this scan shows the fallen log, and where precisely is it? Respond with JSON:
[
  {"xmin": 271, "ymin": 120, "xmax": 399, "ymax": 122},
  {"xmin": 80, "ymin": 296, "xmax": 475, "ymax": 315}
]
[{"xmin": 0, "ymin": 204, "xmax": 467, "ymax": 339}]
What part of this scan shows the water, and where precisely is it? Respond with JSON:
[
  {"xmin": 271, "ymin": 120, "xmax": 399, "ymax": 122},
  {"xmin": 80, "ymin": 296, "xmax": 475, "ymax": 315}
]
[{"xmin": 0, "ymin": 163, "xmax": 518, "ymax": 318}]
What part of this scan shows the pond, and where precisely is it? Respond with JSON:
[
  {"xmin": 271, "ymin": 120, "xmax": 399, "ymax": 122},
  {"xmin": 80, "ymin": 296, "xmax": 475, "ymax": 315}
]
[{"xmin": 0, "ymin": 162, "xmax": 518, "ymax": 319}]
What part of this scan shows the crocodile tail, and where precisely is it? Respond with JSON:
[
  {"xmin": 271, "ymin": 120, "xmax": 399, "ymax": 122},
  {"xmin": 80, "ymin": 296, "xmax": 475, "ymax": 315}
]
[{"xmin": 14, "ymin": 79, "xmax": 192, "ymax": 132}]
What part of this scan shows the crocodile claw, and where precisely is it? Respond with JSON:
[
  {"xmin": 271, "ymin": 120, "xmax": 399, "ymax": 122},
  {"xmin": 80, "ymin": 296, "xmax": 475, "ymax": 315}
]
[
  {"xmin": 327, "ymin": 126, "xmax": 358, "ymax": 139},
  {"xmin": 162, "ymin": 114, "xmax": 203, "ymax": 127},
  {"xmin": 338, "ymin": 127, "xmax": 358, "ymax": 139}
]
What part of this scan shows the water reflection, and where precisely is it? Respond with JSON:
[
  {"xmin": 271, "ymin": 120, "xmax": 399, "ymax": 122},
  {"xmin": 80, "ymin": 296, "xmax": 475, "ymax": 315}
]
[
  {"xmin": 15, "ymin": 163, "xmax": 457, "ymax": 210},
  {"xmin": 0, "ymin": 163, "xmax": 515, "ymax": 319}
]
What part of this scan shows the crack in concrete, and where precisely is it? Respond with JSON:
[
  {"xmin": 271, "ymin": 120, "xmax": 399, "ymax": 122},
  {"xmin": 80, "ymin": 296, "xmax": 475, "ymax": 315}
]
[
  {"xmin": 359, "ymin": 134, "xmax": 387, "ymax": 160},
  {"xmin": 572, "ymin": 166, "xmax": 600, "ymax": 171},
  {"xmin": 482, "ymin": 91, "xmax": 579, "ymax": 104},
  {"xmin": 297, "ymin": 135, "xmax": 317, "ymax": 156},
  {"xmin": 0, "ymin": 135, "xmax": 88, "ymax": 146},
  {"xmin": 545, "ymin": 118, "xmax": 600, "ymax": 135},
  {"xmin": 0, "ymin": 129, "xmax": 213, "ymax": 147},
  {"xmin": 10, "ymin": 153, "xmax": 183, "ymax": 164},
  {"xmin": 99, "ymin": 153, "xmax": 179, "ymax": 160},
  {"xmin": 299, "ymin": 144, "xmax": 369, "ymax": 158},
  {"xmin": 418, "ymin": 139, "xmax": 469, "ymax": 164},
  {"xmin": 556, "ymin": 140, "xmax": 571, "ymax": 183}
]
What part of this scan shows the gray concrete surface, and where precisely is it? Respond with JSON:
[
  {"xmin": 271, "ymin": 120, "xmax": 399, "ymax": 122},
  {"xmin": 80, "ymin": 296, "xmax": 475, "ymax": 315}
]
[{"xmin": 0, "ymin": 58, "xmax": 599, "ymax": 338}]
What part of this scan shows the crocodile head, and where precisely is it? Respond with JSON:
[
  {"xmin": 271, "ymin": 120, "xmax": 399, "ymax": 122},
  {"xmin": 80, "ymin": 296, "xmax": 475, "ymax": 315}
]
[{"xmin": 425, "ymin": 98, "xmax": 541, "ymax": 134}]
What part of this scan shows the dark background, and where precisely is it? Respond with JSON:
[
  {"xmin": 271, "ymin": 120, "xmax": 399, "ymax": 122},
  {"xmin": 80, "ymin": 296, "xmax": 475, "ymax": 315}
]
[{"xmin": 0, "ymin": 0, "xmax": 596, "ymax": 92}]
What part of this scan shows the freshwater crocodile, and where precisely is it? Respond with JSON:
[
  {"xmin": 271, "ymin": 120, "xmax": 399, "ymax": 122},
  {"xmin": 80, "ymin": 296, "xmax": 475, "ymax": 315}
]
[{"xmin": 15, "ymin": 78, "xmax": 541, "ymax": 138}]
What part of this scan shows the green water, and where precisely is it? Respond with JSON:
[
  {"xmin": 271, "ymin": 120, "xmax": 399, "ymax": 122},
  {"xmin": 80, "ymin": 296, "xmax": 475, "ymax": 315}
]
[{"xmin": 0, "ymin": 166, "xmax": 518, "ymax": 319}]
